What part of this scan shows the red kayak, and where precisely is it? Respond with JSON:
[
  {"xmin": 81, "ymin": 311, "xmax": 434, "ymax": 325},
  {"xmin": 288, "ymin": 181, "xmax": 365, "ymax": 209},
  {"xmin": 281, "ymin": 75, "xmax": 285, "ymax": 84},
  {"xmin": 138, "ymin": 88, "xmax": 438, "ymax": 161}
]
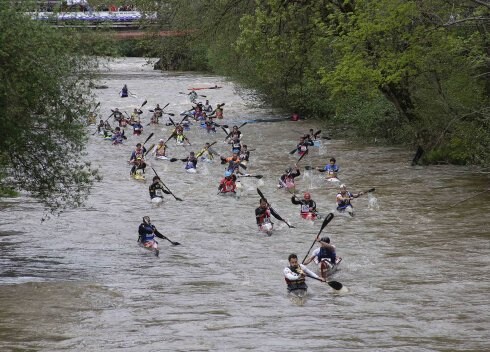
[
  {"xmin": 301, "ymin": 212, "xmax": 317, "ymax": 221},
  {"xmin": 188, "ymin": 86, "xmax": 222, "ymax": 90}
]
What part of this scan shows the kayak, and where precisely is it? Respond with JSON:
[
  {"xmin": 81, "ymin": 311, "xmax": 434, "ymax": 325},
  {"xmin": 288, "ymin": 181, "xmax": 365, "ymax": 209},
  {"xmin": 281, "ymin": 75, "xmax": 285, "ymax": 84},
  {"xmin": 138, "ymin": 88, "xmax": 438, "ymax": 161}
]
[
  {"xmin": 138, "ymin": 240, "xmax": 159, "ymax": 257},
  {"xmin": 337, "ymin": 205, "xmax": 354, "ymax": 217},
  {"xmin": 188, "ymin": 86, "xmax": 222, "ymax": 90},
  {"xmin": 300, "ymin": 212, "xmax": 318, "ymax": 221},
  {"xmin": 151, "ymin": 196, "xmax": 163, "ymax": 204},
  {"xmin": 312, "ymin": 140, "xmax": 321, "ymax": 147},
  {"xmin": 288, "ymin": 288, "xmax": 308, "ymax": 305},
  {"xmin": 131, "ymin": 171, "xmax": 146, "ymax": 181},
  {"xmin": 154, "ymin": 155, "xmax": 168, "ymax": 160},
  {"xmin": 326, "ymin": 177, "xmax": 341, "ymax": 183},
  {"xmin": 317, "ymin": 257, "xmax": 342, "ymax": 279},
  {"xmin": 258, "ymin": 221, "xmax": 273, "ymax": 236},
  {"xmin": 186, "ymin": 168, "xmax": 197, "ymax": 174}
]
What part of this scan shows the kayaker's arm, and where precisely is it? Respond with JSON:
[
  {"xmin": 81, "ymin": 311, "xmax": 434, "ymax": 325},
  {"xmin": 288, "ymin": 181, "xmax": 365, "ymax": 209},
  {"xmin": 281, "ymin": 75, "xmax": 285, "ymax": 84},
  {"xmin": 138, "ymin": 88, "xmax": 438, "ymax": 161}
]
[
  {"xmin": 300, "ymin": 264, "xmax": 323, "ymax": 281},
  {"xmin": 154, "ymin": 229, "xmax": 165, "ymax": 239},
  {"xmin": 291, "ymin": 196, "xmax": 302, "ymax": 205}
]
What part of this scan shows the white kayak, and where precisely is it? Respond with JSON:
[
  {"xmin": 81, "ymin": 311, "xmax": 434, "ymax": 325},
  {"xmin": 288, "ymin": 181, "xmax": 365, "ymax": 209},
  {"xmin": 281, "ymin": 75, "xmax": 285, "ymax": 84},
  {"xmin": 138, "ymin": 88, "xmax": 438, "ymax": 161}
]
[
  {"xmin": 326, "ymin": 177, "xmax": 341, "ymax": 183},
  {"xmin": 312, "ymin": 140, "xmax": 321, "ymax": 147},
  {"xmin": 337, "ymin": 205, "xmax": 354, "ymax": 217},
  {"xmin": 151, "ymin": 197, "xmax": 163, "ymax": 204},
  {"xmin": 155, "ymin": 155, "xmax": 168, "ymax": 160},
  {"xmin": 258, "ymin": 221, "xmax": 273, "ymax": 236},
  {"xmin": 186, "ymin": 168, "xmax": 197, "ymax": 174}
]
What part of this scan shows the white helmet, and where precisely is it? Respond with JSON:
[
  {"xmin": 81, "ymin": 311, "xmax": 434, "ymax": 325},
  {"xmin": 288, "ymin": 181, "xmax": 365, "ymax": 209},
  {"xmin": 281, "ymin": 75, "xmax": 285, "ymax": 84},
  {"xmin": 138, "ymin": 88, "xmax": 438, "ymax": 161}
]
[{"xmin": 340, "ymin": 184, "xmax": 347, "ymax": 190}]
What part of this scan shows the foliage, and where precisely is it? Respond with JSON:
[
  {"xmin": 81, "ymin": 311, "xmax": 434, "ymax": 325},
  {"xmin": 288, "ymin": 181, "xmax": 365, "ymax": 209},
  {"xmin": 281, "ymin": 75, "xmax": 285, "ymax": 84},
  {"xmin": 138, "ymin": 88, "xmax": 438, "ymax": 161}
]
[
  {"xmin": 0, "ymin": 7, "xmax": 100, "ymax": 213},
  {"xmin": 134, "ymin": 0, "xmax": 489, "ymax": 166}
]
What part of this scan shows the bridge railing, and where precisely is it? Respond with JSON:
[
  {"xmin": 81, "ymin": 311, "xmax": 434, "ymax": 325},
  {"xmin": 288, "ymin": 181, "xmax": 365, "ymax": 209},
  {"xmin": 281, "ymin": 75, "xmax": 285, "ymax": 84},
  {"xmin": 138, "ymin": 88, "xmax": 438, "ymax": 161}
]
[{"xmin": 26, "ymin": 11, "xmax": 157, "ymax": 23}]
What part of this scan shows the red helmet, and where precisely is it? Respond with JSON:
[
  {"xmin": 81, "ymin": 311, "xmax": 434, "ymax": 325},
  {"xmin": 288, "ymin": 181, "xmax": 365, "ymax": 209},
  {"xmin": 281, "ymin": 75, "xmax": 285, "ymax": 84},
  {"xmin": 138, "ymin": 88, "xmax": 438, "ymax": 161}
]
[{"xmin": 304, "ymin": 192, "xmax": 311, "ymax": 200}]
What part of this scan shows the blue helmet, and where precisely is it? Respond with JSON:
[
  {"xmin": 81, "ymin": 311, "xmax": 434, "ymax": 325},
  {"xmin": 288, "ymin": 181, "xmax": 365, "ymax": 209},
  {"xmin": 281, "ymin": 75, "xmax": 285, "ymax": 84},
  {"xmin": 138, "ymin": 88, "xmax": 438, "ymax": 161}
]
[{"xmin": 225, "ymin": 170, "xmax": 232, "ymax": 177}]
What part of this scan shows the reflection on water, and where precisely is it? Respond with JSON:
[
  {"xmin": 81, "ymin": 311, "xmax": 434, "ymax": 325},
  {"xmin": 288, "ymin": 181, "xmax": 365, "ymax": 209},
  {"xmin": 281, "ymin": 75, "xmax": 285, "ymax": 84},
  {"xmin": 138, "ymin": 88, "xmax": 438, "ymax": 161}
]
[{"xmin": 0, "ymin": 58, "xmax": 489, "ymax": 351}]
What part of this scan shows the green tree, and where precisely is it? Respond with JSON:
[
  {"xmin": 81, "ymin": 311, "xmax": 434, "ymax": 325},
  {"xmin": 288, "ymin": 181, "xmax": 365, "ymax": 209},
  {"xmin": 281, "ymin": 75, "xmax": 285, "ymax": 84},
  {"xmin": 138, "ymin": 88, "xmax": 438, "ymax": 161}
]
[{"xmin": 0, "ymin": 7, "xmax": 100, "ymax": 213}]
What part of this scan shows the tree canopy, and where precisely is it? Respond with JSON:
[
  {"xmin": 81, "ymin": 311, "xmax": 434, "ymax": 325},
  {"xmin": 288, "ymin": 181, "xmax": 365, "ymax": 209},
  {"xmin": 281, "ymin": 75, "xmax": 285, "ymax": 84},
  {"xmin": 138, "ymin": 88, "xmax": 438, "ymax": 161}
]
[
  {"xmin": 0, "ymin": 7, "xmax": 100, "ymax": 213},
  {"xmin": 144, "ymin": 0, "xmax": 489, "ymax": 166}
]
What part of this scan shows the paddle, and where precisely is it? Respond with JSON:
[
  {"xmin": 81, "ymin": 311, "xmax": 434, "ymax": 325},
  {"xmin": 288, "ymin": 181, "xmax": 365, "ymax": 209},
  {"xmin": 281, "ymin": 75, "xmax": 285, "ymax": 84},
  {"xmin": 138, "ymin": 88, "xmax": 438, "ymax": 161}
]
[
  {"xmin": 210, "ymin": 103, "xmax": 225, "ymax": 116},
  {"xmin": 223, "ymin": 122, "xmax": 247, "ymax": 142},
  {"xmin": 305, "ymin": 274, "xmax": 343, "ymax": 291},
  {"xmin": 360, "ymin": 188, "xmax": 376, "ymax": 195},
  {"xmin": 142, "ymin": 132, "xmax": 154, "ymax": 146},
  {"xmin": 144, "ymin": 144, "xmax": 155, "ymax": 157},
  {"xmin": 301, "ymin": 213, "xmax": 334, "ymax": 264},
  {"xmin": 196, "ymin": 141, "xmax": 217, "ymax": 158},
  {"xmin": 296, "ymin": 151, "xmax": 308, "ymax": 164},
  {"xmin": 151, "ymin": 167, "xmax": 183, "ymax": 201},
  {"xmin": 237, "ymin": 174, "xmax": 263, "ymax": 179},
  {"xmin": 159, "ymin": 233, "xmax": 181, "ymax": 246},
  {"xmin": 256, "ymin": 188, "xmax": 295, "ymax": 228},
  {"xmin": 92, "ymin": 111, "xmax": 114, "ymax": 135},
  {"xmin": 289, "ymin": 146, "xmax": 298, "ymax": 154},
  {"xmin": 449, "ymin": 189, "xmax": 489, "ymax": 208}
]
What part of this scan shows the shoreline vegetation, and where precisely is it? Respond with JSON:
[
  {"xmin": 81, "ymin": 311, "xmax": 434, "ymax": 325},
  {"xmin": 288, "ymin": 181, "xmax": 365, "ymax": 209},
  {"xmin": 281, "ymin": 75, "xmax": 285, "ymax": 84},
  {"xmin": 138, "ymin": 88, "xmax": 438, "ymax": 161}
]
[{"xmin": 129, "ymin": 0, "xmax": 489, "ymax": 167}]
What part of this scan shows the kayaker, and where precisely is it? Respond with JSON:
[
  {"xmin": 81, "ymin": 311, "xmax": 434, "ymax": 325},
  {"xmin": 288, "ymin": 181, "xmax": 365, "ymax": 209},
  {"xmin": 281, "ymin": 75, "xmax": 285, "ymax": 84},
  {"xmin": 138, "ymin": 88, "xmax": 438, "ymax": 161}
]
[
  {"xmin": 151, "ymin": 104, "xmax": 163, "ymax": 124},
  {"xmin": 225, "ymin": 125, "xmax": 242, "ymax": 141},
  {"xmin": 188, "ymin": 90, "xmax": 198, "ymax": 103},
  {"xmin": 295, "ymin": 136, "xmax": 314, "ymax": 156},
  {"xmin": 239, "ymin": 145, "xmax": 250, "ymax": 164},
  {"xmin": 278, "ymin": 165, "xmax": 300, "ymax": 189},
  {"xmin": 149, "ymin": 176, "xmax": 171, "ymax": 200},
  {"xmin": 220, "ymin": 152, "xmax": 242, "ymax": 174},
  {"xmin": 203, "ymin": 99, "xmax": 213, "ymax": 112},
  {"xmin": 176, "ymin": 151, "xmax": 198, "ymax": 170},
  {"xmin": 303, "ymin": 237, "xmax": 337, "ymax": 267},
  {"xmin": 255, "ymin": 197, "xmax": 283, "ymax": 230},
  {"xmin": 137, "ymin": 216, "xmax": 165, "ymax": 257},
  {"xmin": 218, "ymin": 170, "xmax": 237, "ymax": 194},
  {"xmin": 130, "ymin": 108, "xmax": 143, "ymax": 124},
  {"xmin": 129, "ymin": 143, "xmax": 147, "ymax": 175},
  {"xmin": 284, "ymin": 253, "xmax": 324, "ymax": 293},
  {"xmin": 336, "ymin": 184, "xmax": 363, "ymax": 213},
  {"xmin": 228, "ymin": 135, "xmax": 242, "ymax": 154},
  {"xmin": 204, "ymin": 115, "xmax": 216, "ymax": 133},
  {"xmin": 291, "ymin": 192, "xmax": 318, "ymax": 219},
  {"xmin": 121, "ymin": 84, "xmax": 128, "ymax": 98},
  {"xmin": 111, "ymin": 127, "xmax": 124, "ymax": 145},
  {"xmin": 113, "ymin": 108, "xmax": 123, "ymax": 124},
  {"xmin": 318, "ymin": 157, "xmax": 339, "ymax": 178},
  {"xmin": 132, "ymin": 121, "xmax": 143, "ymax": 136},
  {"xmin": 152, "ymin": 139, "xmax": 167, "ymax": 158},
  {"xmin": 196, "ymin": 142, "xmax": 216, "ymax": 161},
  {"xmin": 215, "ymin": 103, "xmax": 224, "ymax": 119}
]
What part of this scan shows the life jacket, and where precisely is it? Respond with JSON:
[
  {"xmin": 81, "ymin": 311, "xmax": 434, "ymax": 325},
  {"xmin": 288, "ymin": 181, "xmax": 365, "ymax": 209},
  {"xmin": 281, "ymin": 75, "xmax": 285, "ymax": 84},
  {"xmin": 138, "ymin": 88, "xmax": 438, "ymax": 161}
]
[
  {"xmin": 231, "ymin": 141, "xmax": 241, "ymax": 153},
  {"xmin": 325, "ymin": 164, "xmax": 339, "ymax": 175},
  {"xmin": 256, "ymin": 208, "xmax": 271, "ymax": 225},
  {"xmin": 220, "ymin": 178, "xmax": 236, "ymax": 192},
  {"xmin": 337, "ymin": 192, "xmax": 353, "ymax": 209},
  {"xmin": 185, "ymin": 157, "xmax": 197, "ymax": 169},
  {"xmin": 284, "ymin": 266, "xmax": 306, "ymax": 288},
  {"xmin": 318, "ymin": 246, "xmax": 336, "ymax": 263},
  {"xmin": 139, "ymin": 224, "xmax": 155, "ymax": 242},
  {"xmin": 155, "ymin": 145, "xmax": 166, "ymax": 156},
  {"xmin": 176, "ymin": 134, "xmax": 185, "ymax": 143}
]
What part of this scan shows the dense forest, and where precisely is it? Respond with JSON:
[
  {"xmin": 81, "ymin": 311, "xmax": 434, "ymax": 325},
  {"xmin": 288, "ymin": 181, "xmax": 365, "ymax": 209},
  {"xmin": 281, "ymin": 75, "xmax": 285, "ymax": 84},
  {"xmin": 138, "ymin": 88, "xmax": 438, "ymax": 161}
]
[{"xmin": 131, "ymin": 0, "xmax": 489, "ymax": 166}]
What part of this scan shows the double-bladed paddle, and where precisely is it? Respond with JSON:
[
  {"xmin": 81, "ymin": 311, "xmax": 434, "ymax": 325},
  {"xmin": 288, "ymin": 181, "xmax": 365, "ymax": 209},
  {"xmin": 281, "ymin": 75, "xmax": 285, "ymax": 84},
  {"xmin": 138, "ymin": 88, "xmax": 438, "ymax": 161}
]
[
  {"xmin": 237, "ymin": 174, "xmax": 263, "ymax": 179},
  {"xmin": 305, "ymin": 273, "xmax": 343, "ymax": 291},
  {"xmin": 257, "ymin": 188, "xmax": 295, "ymax": 228},
  {"xmin": 151, "ymin": 167, "xmax": 183, "ymax": 201},
  {"xmin": 223, "ymin": 121, "xmax": 247, "ymax": 142},
  {"xmin": 142, "ymin": 132, "xmax": 154, "ymax": 146},
  {"xmin": 301, "ymin": 213, "xmax": 334, "ymax": 264},
  {"xmin": 210, "ymin": 103, "xmax": 225, "ymax": 116},
  {"xmin": 160, "ymin": 233, "xmax": 181, "ymax": 246},
  {"xmin": 196, "ymin": 141, "xmax": 217, "ymax": 158}
]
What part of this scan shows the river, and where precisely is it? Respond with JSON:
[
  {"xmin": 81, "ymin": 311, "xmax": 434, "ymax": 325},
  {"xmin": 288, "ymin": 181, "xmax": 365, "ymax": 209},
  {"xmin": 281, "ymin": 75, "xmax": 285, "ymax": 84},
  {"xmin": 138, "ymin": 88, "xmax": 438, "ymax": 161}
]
[{"xmin": 1, "ymin": 57, "xmax": 489, "ymax": 352}]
